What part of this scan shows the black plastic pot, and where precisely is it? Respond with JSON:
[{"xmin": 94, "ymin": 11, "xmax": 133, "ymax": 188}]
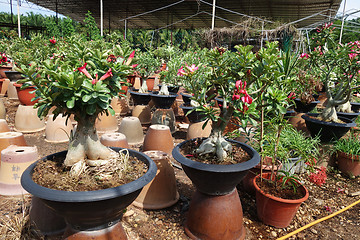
[
  {"xmin": 180, "ymin": 92, "xmax": 192, "ymax": 105},
  {"xmin": 129, "ymin": 89, "xmax": 151, "ymax": 105},
  {"xmin": 180, "ymin": 104, "xmax": 207, "ymax": 123},
  {"xmin": 150, "ymin": 91, "xmax": 177, "ymax": 109},
  {"xmin": 4, "ymin": 71, "xmax": 24, "ymax": 82},
  {"xmin": 294, "ymin": 98, "xmax": 320, "ymax": 113},
  {"xmin": 336, "ymin": 111, "xmax": 360, "ymax": 121},
  {"xmin": 21, "ymin": 148, "xmax": 157, "ymax": 232},
  {"xmin": 351, "ymin": 102, "xmax": 360, "ymax": 113},
  {"xmin": 158, "ymin": 84, "xmax": 180, "ymax": 94},
  {"xmin": 302, "ymin": 113, "xmax": 356, "ymax": 142},
  {"xmin": 172, "ymin": 139, "xmax": 260, "ymax": 195}
]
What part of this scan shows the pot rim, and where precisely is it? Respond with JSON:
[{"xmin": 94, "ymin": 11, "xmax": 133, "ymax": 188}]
[
  {"xmin": 294, "ymin": 98, "xmax": 320, "ymax": 104},
  {"xmin": 21, "ymin": 147, "xmax": 157, "ymax": 203},
  {"xmin": 253, "ymin": 172, "xmax": 309, "ymax": 203},
  {"xmin": 172, "ymin": 138, "xmax": 260, "ymax": 173},
  {"xmin": 302, "ymin": 113, "xmax": 356, "ymax": 128}
]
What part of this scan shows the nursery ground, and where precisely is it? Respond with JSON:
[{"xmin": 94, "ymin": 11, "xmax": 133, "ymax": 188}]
[{"xmin": 0, "ymin": 97, "xmax": 360, "ymax": 240}]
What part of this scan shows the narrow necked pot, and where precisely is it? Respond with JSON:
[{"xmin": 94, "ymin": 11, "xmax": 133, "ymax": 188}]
[
  {"xmin": 294, "ymin": 98, "xmax": 320, "ymax": 113},
  {"xmin": 254, "ymin": 172, "xmax": 309, "ymax": 228},
  {"xmin": 21, "ymin": 148, "xmax": 157, "ymax": 238},
  {"xmin": 172, "ymin": 138, "xmax": 260, "ymax": 196},
  {"xmin": 302, "ymin": 113, "xmax": 356, "ymax": 142}
]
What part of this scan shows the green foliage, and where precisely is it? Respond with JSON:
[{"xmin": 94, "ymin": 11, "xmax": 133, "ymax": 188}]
[
  {"xmin": 333, "ymin": 132, "xmax": 360, "ymax": 156},
  {"xmin": 83, "ymin": 11, "xmax": 101, "ymax": 40}
]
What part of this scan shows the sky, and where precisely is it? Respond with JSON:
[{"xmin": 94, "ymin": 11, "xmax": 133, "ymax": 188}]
[{"xmin": 0, "ymin": 0, "xmax": 359, "ymax": 20}]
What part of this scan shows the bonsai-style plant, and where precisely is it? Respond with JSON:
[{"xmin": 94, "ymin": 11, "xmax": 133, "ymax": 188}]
[
  {"xmin": 136, "ymin": 50, "xmax": 161, "ymax": 93},
  {"xmin": 16, "ymin": 38, "xmax": 136, "ymax": 176}
]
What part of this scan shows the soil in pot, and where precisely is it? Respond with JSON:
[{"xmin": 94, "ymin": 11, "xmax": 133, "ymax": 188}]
[
  {"xmin": 31, "ymin": 150, "xmax": 148, "ymax": 191},
  {"xmin": 180, "ymin": 137, "xmax": 251, "ymax": 165}
]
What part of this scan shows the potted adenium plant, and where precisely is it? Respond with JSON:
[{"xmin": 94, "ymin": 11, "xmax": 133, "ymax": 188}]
[
  {"xmin": 302, "ymin": 23, "xmax": 360, "ymax": 141},
  {"xmin": 172, "ymin": 46, "xmax": 260, "ymax": 240},
  {"xmin": 18, "ymin": 37, "xmax": 156, "ymax": 239}
]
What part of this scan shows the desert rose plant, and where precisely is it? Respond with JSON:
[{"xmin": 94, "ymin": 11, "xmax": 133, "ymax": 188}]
[
  {"xmin": 309, "ymin": 23, "xmax": 360, "ymax": 121},
  {"xmin": 16, "ymin": 37, "xmax": 135, "ymax": 175}
]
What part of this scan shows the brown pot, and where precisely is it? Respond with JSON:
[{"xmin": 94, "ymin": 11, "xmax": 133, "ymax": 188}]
[
  {"xmin": 142, "ymin": 125, "xmax": 174, "ymax": 155},
  {"xmin": 0, "ymin": 66, "xmax": 12, "ymax": 78},
  {"xmin": 133, "ymin": 151, "xmax": 179, "ymax": 209},
  {"xmin": 288, "ymin": 112, "xmax": 310, "ymax": 135},
  {"xmin": 337, "ymin": 151, "xmax": 360, "ymax": 177},
  {"xmin": 253, "ymin": 172, "xmax": 309, "ymax": 228},
  {"xmin": 141, "ymin": 77, "xmax": 155, "ymax": 91},
  {"xmin": 13, "ymin": 83, "xmax": 38, "ymax": 105}
]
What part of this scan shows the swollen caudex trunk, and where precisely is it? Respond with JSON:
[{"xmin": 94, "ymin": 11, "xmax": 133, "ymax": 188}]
[
  {"xmin": 139, "ymin": 79, "xmax": 148, "ymax": 93},
  {"xmin": 64, "ymin": 116, "xmax": 112, "ymax": 176},
  {"xmin": 320, "ymin": 99, "xmax": 339, "ymax": 122},
  {"xmin": 336, "ymin": 101, "xmax": 352, "ymax": 113},
  {"xmin": 195, "ymin": 130, "xmax": 232, "ymax": 162},
  {"xmin": 158, "ymin": 84, "xmax": 169, "ymax": 95}
]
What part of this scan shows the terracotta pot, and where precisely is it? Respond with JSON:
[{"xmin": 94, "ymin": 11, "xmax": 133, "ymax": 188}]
[
  {"xmin": 0, "ymin": 66, "xmax": 12, "ymax": 78},
  {"xmin": 0, "ymin": 78, "xmax": 10, "ymax": 97},
  {"xmin": 0, "ymin": 145, "xmax": 37, "ymax": 196},
  {"xmin": 186, "ymin": 120, "xmax": 212, "ymax": 140},
  {"xmin": 133, "ymin": 151, "xmax": 179, "ymax": 209},
  {"xmin": 0, "ymin": 119, "xmax": 10, "ymax": 132},
  {"xmin": 111, "ymin": 97, "xmax": 129, "ymax": 116},
  {"xmin": 0, "ymin": 99, "xmax": 6, "ymax": 119},
  {"xmin": 151, "ymin": 109, "xmax": 176, "ymax": 133},
  {"xmin": 337, "ymin": 151, "xmax": 360, "ymax": 177},
  {"xmin": 100, "ymin": 133, "xmax": 129, "ymax": 148},
  {"xmin": 141, "ymin": 77, "xmax": 155, "ymax": 91},
  {"xmin": 288, "ymin": 112, "xmax": 310, "ymax": 135},
  {"xmin": 118, "ymin": 117, "xmax": 144, "ymax": 145},
  {"xmin": 7, "ymin": 81, "xmax": 18, "ymax": 100},
  {"xmin": 95, "ymin": 112, "xmax": 118, "ymax": 133},
  {"xmin": 14, "ymin": 105, "xmax": 46, "ymax": 133},
  {"xmin": 0, "ymin": 132, "xmax": 27, "ymax": 154},
  {"xmin": 21, "ymin": 148, "xmax": 157, "ymax": 240},
  {"xmin": 142, "ymin": 125, "xmax": 174, "ymax": 155},
  {"xmin": 45, "ymin": 114, "xmax": 73, "ymax": 143},
  {"xmin": 132, "ymin": 105, "xmax": 152, "ymax": 124},
  {"xmin": 253, "ymin": 172, "xmax": 309, "ymax": 228},
  {"xmin": 13, "ymin": 83, "xmax": 38, "ymax": 105}
]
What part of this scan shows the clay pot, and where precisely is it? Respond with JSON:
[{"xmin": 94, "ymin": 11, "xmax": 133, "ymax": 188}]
[
  {"xmin": 0, "ymin": 78, "xmax": 10, "ymax": 96},
  {"xmin": 133, "ymin": 151, "xmax": 179, "ymax": 209},
  {"xmin": 132, "ymin": 105, "xmax": 152, "ymax": 124},
  {"xmin": 7, "ymin": 81, "xmax": 18, "ymax": 100},
  {"xmin": 95, "ymin": 112, "xmax": 118, "ymax": 133},
  {"xmin": 100, "ymin": 133, "xmax": 129, "ymax": 148},
  {"xmin": 4, "ymin": 71, "xmax": 24, "ymax": 82},
  {"xmin": 111, "ymin": 97, "xmax": 130, "ymax": 116},
  {"xmin": 151, "ymin": 109, "xmax": 176, "ymax": 133},
  {"xmin": 45, "ymin": 114, "xmax": 73, "ymax": 143},
  {"xmin": 141, "ymin": 77, "xmax": 155, "ymax": 91},
  {"xmin": 14, "ymin": 105, "xmax": 46, "ymax": 133},
  {"xmin": 0, "ymin": 66, "xmax": 12, "ymax": 78},
  {"xmin": 142, "ymin": 125, "xmax": 174, "ymax": 155},
  {"xmin": 0, "ymin": 132, "xmax": 27, "ymax": 155},
  {"xmin": 0, "ymin": 145, "xmax": 37, "ymax": 195},
  {"xmin": 337, "ymin": 151, "xmax": 360, "ymax": 177},
  {"xmin": 118, "ymin": 117, "xmax": 144, "ymax": 145},
  {"xmin": 288, "ymin": 112, "xmax": 310, "ymax": 135},
  {"xmin": 186, "ymin": 120, "xmax": 212, "ymax": 140},
  {"xmin": 0, "ymin": 119, "xmax": 10, "ymax": 132},
  {"xmin": 13, "ymin": 83, "xmax": 38, "ymax": 105},
  {"xmin": 253, "ymin": 172, "xmax": 309, "ymax": 228},
  {"xmin": 0, "ymin": 98, "xmax": 6, "ymax": 119}
]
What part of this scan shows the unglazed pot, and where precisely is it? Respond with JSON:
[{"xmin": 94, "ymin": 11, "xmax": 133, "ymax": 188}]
[
  {"xmin": 132, "ymin": 105, "xmax": 152, "ymax": 124},
  {"xmin": 111, "ymin": 97, "xmax": 130, "ymax": 116},
  {"xmin": 0, "ymin": 132, "xmax": 27, "ymax": 155},
  {"xmin": 0, "ymin": 78, "xmax": 10, "ymax": 97},
  {"xmin": 186, "ymin": 120, "xmax": 212, "ymax": 140},
  {"xmin": 133, "ymin": 151, "xmax": 179, "ymax": 209},
  {"xmin": 14, "ymin": 105, "xmax": 46, "ymax": 133},
  {"xmin": 0, "ymin": 66, "xmax": 12, "ymax": 78},
  {"xmin": 95, "ymin": 112, "xmax": 118, "ymax": 133},
  {"xmin": 7, "ymin": 81, "xmax": 18, "ymax": 100},
  {"xmin": 0, "ymin": 119, "xmax": 10, "ymax": 132},
  {"xmin": 142, "ymin": 125, "xmax": 174, "ymax": 155},
  {"xmin": 0, "ymin": 145, "xmax": 37, "ymax": 195},
  {"xmin": 45, "ymin": 114, "xmax": 74, "ymax": 143},
  {"xmin": 151, "ymin": 108, "xmax": 176, "ymax": 133},
  {"xmin": 13, "ymin": 83, "xmax": 38, "ymax": 106},
  {"xmin": 0, "ymin": 99, "xmax": 6, "ymax": 119},
  {"xmin": 118, "ymin": 117, "xmax": 144, "ymax": 145},
  {"xmin": 100, "ymin": 133, "xmax": 129, "ymax": 148}
]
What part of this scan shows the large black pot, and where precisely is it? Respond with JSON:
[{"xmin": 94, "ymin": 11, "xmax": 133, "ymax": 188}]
[
  {"xmin": 336, "ymin": 111, "xmax": 360, "ymax": 121},
  {"xmin": 21, "ymin": 148, "xmax": 157, "ymax": 234},
  {"xmin": 129, "ymin": 89, "xmax": 151, "ymax": 105},
  {"xmin": 302, "ymin": 113, "xmax": 356, "ymax": 142},
  {"xmin": 4, "ymin": 71, "xmax": 24, "ymax": 82},
  {"xmin": 294, "ymin": 98, "xmax": 320, "ymax": 113},
  {"xmin": 150, "ymin": 91, "xmax": 177, "ymax": 109},
  {"xmin": 158, "ymin": 84, "xmax": 180, "ymax": 94},
  {"xmin": 350, "ymin": 102, "xmax": 360, "ymax": 113},
  {"xmin": 172, "ymin": 139, "xmax": 260, "ymax": 195},
  {"xmin": 180, "ymin": 92, "xmax": 192, "ymax": 105},
  {"xmin": 180, "ymin": 104, "xmax": 207, "ymax": 123}
]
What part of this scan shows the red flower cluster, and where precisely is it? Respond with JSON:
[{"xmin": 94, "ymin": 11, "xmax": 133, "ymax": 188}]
[
  {"xmin": 232, "ymin": 80, "xmax": 252, "ymax": 112},
  {"xmin": 0, "ymin": 53, "xmax": 7, "ymax": 64},
  {"xmin": 309, "ymin": 166, "xmax": 327, "ymax": 186},
  {"xmin": 49, "ymin": 37, "xmax": 56, "ymax": 44},
  {"xmin": 77, "ymin": 63, "xmax": 113, "ymax": 84},
  {"xmin": 287, "ymin": 92, "xmax": 296, "ymax": 100}
]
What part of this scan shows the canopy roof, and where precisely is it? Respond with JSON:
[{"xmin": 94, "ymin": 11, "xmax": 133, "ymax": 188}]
[{"xmin": 29, "ymin": 0, "xmax": 342, "ymax": 29}]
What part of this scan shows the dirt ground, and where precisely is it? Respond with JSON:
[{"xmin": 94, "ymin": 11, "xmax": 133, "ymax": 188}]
[{"xmin": 0, "ymin": 96, "xmax": 360, "ymax": 240}]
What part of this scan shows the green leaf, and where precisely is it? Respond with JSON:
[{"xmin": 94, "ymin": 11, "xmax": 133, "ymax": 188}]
[
  {"xmin": 86, "ymin": 104, "xmax": 96, "ymax": 115},
  {"xmin": 66, "ymin": 97, "xmax": 75, "ymax": 109},
  {"xmin": 82, "ymin": 95, "xmax": 91, "ymax": 102}
]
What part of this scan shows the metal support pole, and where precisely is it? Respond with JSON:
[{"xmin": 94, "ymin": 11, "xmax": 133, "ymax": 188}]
[
  {"xmin": 124, "ymin": 19, "xmax": 127, "ymax": 40},
  {"xmin": 211, "ymin": 0, "xmax": 216, "ymax": 30},
  {"xmin": 56, "ymin": 0, "xmax": 58, "ymax": 25},
  {"xmin": 10, "ymin": 0, "xmax": 13, "ymax": 25},
  {"xmin": 100, "ymin": 0, "xmax": 103, "ymax": 36},
  {"xmin": 260, "ymin": 21, "xmax": 264, "ymax": 49},
  {"xmin": 339, "ymin": 0, "xmax": 347, "ymax": 44},
  {"xmin": 17, "ymin": 0, "xmax": 20, "ymax": 37}
]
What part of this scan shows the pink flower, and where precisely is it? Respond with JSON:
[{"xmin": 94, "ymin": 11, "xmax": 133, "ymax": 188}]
[
  {"xmin": 99, "ymin": 68, "xmax": 113, "ymax": 81},
  {"xmin": 177, "ymin": 66, "xmax": 186, "ymax": 76},
  {"xmin": 1, "ymin": 53, "xmax": 7, "ymax": 63},
  {"xmin": 288, "ymin": 92, "xmax": 296, "ymax": 100},
  {"xmin": 349, "ymin": 53, "xmax": 358, "ymax": 60},
  {"xmin": 131, "ymin": 64, "xmax": 139, "ymax": 68},
  {"xmin": 77, "ymin": 63, "xmax": 93, "ymax": 79},
  {"xmin": 186, "ymin": 64, "xmax": 199, "ymax": 73},
  {"xmin": 232, "ymin": 94, "xmax": 240, "ymax": 101},
  {"xmin": 125, "ymin": 50, "xmax": 135, "ymax": 65},
  {"xmin": 300, "ymin": 53, "xmax": 310, "ymax": 59},
  {"xmin": 241, "ymin": 94, "xmax": 253, "ymax": 104},
  {"xmin": 49, "ymin": 37, "xmax": 56, "ymax": 44}
]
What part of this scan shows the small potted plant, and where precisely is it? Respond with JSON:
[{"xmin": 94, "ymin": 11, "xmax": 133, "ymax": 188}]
[
  {"xmin": 302, "ymin": 23, "xmax": 359, "ymax": 142},
  {"xmin": 18, "ymin": 37, "xmax": 157, "ymax": 239},
  {"xmin": 333, "ymin": 131, "xmax": 360, "ymax": 177}
]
